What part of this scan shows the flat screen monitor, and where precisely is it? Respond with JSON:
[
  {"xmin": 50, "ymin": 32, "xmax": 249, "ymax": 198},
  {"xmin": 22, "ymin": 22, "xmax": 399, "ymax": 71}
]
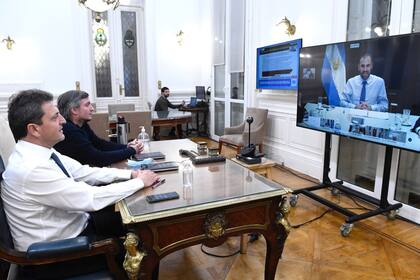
[
  {"xmin": 256, "ymin": 38, "xmax": 302, "ymax": 90},
  {"xmin": 297, "ymin": 32, "xmax": 420, "ymax": 153},
  {"xmin": 196, "ymin": 86, "xmax": 206, "ymax": 100}
]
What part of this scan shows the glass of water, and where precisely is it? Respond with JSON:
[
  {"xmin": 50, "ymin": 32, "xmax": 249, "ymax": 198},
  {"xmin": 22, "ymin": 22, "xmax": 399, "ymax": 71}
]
[{"xmin": 403, "ymin": 109, "xmax": 411, "ymax": 124}]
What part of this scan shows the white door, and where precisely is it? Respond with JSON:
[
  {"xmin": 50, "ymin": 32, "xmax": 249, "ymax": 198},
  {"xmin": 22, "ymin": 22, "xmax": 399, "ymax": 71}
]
[
  {"xmin": 211, "ymin": 0, "xmax": 245, "ymax": 139},
  {"xmin": 90, "ymin": 4, "xmax": 147, "ymax": 111}
]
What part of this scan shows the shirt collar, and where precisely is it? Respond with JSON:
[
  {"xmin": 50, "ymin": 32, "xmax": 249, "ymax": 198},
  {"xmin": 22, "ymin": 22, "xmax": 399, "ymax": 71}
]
[
  {"xmin": 359, "ymin": 74, "xmax": 372, "ymax": 84},
  {"xmin": 17, "ymin": 140, "xmax": 55, "ymax": 159}
]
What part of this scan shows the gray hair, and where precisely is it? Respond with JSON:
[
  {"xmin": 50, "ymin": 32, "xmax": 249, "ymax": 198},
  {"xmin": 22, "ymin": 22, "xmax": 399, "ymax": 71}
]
[{"xmin": 57, "ymin": 90, "xmax": 89, "ymax": 120}]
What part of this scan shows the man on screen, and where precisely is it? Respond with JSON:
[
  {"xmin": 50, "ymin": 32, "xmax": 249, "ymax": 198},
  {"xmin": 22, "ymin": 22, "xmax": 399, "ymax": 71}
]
[{"xmin": 340, "ymin": 54, "xmax": 388, "ymax": 112}]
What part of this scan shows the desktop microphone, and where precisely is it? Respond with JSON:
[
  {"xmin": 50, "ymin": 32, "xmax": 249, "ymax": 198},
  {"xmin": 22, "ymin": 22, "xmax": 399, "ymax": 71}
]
[
  {"xmin": 246, "ymin": 117, "xmax": 253, "ymax": 148},
  {"xmin": 239, "ymin": 116, "xmax": 256, "ymax": 158}
]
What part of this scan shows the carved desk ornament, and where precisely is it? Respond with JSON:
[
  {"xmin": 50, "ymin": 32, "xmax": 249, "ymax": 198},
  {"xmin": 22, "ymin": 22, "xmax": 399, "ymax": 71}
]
[{"xmin": 204, "ymin": 212, "xmax": 227, "ymax": 239}]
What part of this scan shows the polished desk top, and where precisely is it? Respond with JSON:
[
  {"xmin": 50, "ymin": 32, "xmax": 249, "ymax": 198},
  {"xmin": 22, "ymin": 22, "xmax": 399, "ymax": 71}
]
[
  {"xmin": 118, "ymin": 139, "xmax": 289, "ymax": 224},
  {"xmin": 152, "ymin": 111, "xmax": 192, "ymax": 120}
]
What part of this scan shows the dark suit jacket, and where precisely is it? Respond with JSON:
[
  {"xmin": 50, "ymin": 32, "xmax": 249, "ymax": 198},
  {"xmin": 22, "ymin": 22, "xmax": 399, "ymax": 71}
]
[{"xmin": 55, "ymin": 121, "xmax": 135, "ymax": 167}]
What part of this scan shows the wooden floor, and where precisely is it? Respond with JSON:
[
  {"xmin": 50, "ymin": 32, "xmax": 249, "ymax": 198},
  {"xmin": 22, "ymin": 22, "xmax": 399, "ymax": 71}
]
[{"xmin": 157, "ymin": 138, "xmax": 420, "ymax": 280}]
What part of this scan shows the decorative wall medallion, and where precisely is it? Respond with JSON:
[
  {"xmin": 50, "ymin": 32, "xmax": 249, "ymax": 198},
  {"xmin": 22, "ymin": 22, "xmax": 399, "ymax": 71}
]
[
  {"xmin": 95, "ymin": 28, "xmax": 107, "ymax": 46},
  {"xmin": 204, "ymin": 212, "xmax": 227, "ymax": 239},
  {"xmin": 124, "ymin": 30, "xmax": 135, "ymax": 48}
]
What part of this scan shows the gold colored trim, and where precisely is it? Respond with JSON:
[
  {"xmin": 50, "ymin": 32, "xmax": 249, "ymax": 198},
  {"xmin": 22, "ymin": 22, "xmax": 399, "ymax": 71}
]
[
  {"xmin": 154, "ymin": 225, "xmax": 267, "ymax": 256},
  {"xmin": 123, "ymin": 233, "xmax": 146, "ymax": 280},
  {"xmin": 2, "ymin": 36, "xmax": 15, "ymax": 50},
  {"xmin": 118, "ymin": 188, "xmax": 290, "ymax": 224},
  {"xmin": 276, "ymin": 197, "xmax": 292, "ymax": 234},
  {"xmin": 150, "ymin": 202, "xmax": 271, "ymax": 255},
  {"xmin": 204, "ymin": 212, "xmax": 227, "ymax": 239}
]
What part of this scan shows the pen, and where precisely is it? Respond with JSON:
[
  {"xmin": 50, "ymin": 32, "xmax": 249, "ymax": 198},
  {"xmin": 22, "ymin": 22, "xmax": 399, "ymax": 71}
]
[{"xmin": 152, "ymin": 178, "xmax": 166, "ymax": 189}]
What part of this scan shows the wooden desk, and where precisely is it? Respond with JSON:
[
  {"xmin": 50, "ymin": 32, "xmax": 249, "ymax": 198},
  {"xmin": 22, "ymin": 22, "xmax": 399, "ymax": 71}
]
[
  {"xmin": 179, "ymin": 106, "xmax": 209, "ymax": 136},
  {"xmin": 117, "ymin": 139, "xmax": 291, "ymax": 280},
  {"xmin": 230, "ymin": 157, "xmax": 276, "ymax": 180},
  {"xmin": 152, "ymin": 111, "xmax": 192, "ymax": 140}
]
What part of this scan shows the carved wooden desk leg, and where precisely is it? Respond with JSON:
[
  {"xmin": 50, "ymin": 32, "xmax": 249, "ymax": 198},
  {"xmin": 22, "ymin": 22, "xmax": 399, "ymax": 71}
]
[
  {"xmin": 264, "ymin": 197, "xmax": 291, "ymax": 280},
  {"xmin": 123, "ymin": 232, "xmax": 146, "ymax": 280}
]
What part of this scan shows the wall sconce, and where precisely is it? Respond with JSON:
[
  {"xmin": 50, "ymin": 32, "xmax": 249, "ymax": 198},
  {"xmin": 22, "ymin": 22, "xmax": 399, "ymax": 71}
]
[
  {"xmin": 78, "ymin": 0, "xmax": 119, "ymax": 13},
  {"xmin": 176, "ymin": 30, "xmax": 184, "ymax": 46},
  {"xmin": 276, "ymin": 17, "xmax": 296, "ymax": 36},
  {"xmin": 2, "ymin": 36, "xmax": 15, "ymax": 50}
]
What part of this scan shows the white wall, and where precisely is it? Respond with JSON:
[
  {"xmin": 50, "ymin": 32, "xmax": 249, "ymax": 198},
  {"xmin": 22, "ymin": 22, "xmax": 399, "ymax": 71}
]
[
  {"xmin": 145, "ymin": 0, "xmax": 212, "ymax": 105},
  {"xmin": 0, "ymin": 0, "xmax": 212, "ymax": 114},
  {"xmin": 245, "ymin": 0, "xmax": 348, "ymax": 179},
  {"xmin": 0, "ymin": 0, "xmax": 90, "ymax": 103}
]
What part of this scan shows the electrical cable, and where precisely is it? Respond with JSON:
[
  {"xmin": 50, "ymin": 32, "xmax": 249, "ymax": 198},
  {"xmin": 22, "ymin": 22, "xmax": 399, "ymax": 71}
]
[
  {"xmin": 200, "ymin": 244, "xmax": 240, "ymax": 258},
  {"xmin": 290, "ymin": 209, "xmax": 332, "ymax": 228},
  {"xmin": 276, "ymin": 164, "xmax": 320, "ymax": 184}
]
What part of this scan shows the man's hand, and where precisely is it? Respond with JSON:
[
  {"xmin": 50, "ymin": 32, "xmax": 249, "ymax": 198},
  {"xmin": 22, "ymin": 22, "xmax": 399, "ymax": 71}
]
[
  {"xmin": 356, "ymin": 102, "xmax": 370, "ymax": 110},
  {"xmin": 131, "ymin": 170, "xmax": 160, "ymax": 187},
  {"xmin": 128, "ymin": 139, "xmax": 144, "ymax": 154}
]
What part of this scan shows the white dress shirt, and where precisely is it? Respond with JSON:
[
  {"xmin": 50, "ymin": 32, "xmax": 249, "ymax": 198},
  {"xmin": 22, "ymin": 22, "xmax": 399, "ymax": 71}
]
[
  {"xmin": 339, "ymin": 74, "xmax": 389, "ymax": 112},
  {"xmin": 1, "ymin": 140, "xmax": 144, "ymax": 251}
]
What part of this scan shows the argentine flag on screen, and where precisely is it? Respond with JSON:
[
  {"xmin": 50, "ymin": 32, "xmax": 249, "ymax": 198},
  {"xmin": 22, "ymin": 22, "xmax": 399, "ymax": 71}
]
[{"xmin": 321, "ymin": 44, "xmax": 346, "ymax": 106}]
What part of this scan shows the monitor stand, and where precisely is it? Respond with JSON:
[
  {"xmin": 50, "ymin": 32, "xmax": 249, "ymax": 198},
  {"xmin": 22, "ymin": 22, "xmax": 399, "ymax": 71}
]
[{"xmin": 290, "ymin": 133, "xmax": 402, "ymax": 237}]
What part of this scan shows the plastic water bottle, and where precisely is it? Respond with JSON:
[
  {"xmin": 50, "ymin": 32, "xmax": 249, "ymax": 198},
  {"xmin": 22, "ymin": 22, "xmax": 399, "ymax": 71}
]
[
  {"xmin": 137, "ymin": 126, "xmax": 150, "ymax": 153},
  {"xmin": 182, "ymin": 160, "xmax": 193, "ymax": 188}
]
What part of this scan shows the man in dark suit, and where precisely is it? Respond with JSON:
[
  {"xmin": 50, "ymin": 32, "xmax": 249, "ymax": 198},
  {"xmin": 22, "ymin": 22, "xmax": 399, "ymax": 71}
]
[{"xmin": 55, "ymin": 90, "xmax": 143, "ymax": 167}]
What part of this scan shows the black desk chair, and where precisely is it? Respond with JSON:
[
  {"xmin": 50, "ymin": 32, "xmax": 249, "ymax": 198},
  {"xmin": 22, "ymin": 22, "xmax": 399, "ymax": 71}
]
[{"xmin": 0, "ymin": 156, "xmax": 125, "ymax": 280}]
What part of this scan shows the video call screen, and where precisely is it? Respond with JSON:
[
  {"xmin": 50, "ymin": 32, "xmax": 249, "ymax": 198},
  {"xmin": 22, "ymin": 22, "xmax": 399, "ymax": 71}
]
[
  {"xmin": 256, "ymin": 39, "xmax": 302, "ymax": 90},
  {"xmin": 297, "ymin": 32, "xmax": 420, "ymax": 153}
]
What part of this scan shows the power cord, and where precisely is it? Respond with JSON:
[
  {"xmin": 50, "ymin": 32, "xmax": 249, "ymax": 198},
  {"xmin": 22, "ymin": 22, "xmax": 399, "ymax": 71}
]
[
  {"xmin": 276, "ymin": 164, "xmax": 320, "ymax": 184},
  {"xmin": 290, "ymin": 209, "xmax": 332, "ymax": 229},
  {"xmin": 200, "ymin": 244, "xmax": 240, "ymax": 258}
]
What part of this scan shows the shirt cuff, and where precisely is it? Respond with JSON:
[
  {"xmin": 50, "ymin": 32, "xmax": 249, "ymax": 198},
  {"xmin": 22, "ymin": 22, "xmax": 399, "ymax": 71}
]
[
  {"xmin": 124, "ymin": 178, "xmax": 144, "ymax": 189},
  {"xmin": 111, "ymin": 168, "xmax": 133, "ymax": 180}
]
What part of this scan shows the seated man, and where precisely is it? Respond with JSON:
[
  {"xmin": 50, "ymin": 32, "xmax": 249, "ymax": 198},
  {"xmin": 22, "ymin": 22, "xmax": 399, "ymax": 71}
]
[
  {"xmin": 154, "ymin": 87, "xmax": 184, "ymax": 111},
  {"xmin": 1, "ymin": 89, "xmax": 159, "ymax": 276},
  {"xmin": 340, "ymin": 54, "xmax": 389, "ymax": 112},
  {"xmin": 153, "ymin": 86, "xmax": 185, "ymax": 140},
  {"xmin": 55, "ymin": 90, "xmax": 143, "ymax": 167}
]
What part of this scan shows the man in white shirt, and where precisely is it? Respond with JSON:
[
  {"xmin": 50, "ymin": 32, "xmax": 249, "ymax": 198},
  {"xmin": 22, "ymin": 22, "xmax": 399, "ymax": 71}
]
[
  {"xmin": 1, "ymin": 89, "xmax": 159, "ymax": 253},
  {"xmin": 340, "ymin": 54, "xmax": 389, "ymax": 112}
]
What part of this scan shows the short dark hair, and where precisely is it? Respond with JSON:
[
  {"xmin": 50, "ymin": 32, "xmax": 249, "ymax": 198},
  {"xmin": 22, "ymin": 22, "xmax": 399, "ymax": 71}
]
[
  {"xmin": 57, "ymin": 90, "xmax": 89, "ymax": 120},
  {"xmin": 161, "ymin": 87, "xmax": 169, "ymax": 94},
  {"xmin": 8, "ymin": 89, "xmax": 53, "ymax": 141}
]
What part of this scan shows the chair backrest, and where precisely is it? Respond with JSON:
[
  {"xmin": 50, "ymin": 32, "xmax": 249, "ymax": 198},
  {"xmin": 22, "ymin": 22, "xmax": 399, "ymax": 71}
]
[
  {"xmin": 108, "ymin": 103, "xmax": 135, "ymax": 119},
  {"xmin": 117, "ymin": 111, "xmax": 152, "ymax": 141},
  {"xmin": 0, "ymin": 117, "xmax": 16, "ymax": 166},
  {"xmin": 0, "ymin": 156, "xmax": 14, "ymax": 250},
  {"xmin": 245, "ymin": 107, "xmax": 268, "ymax": 129},
  {"xmin": 89, "ymin": 112, "xmax": 110, "ymax": 140},
  {"xmin": 244, "ymin": 107, "xmax": 269, "ymax": 145}
]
